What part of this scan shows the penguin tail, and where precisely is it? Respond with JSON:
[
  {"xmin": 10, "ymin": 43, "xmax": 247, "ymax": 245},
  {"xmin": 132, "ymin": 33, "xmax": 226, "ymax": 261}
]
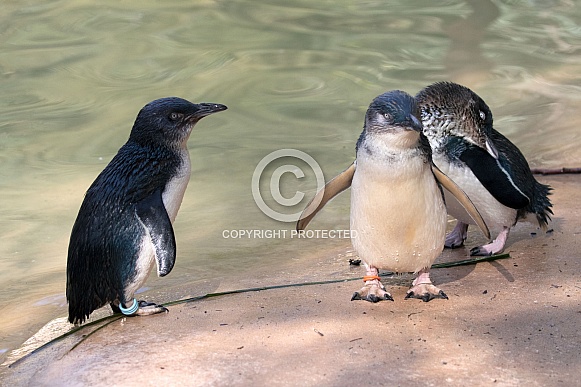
[
  {"xmin": 530, "ymin": 180, "xmax": 553, "ymax": 230},
  {"xmin": 66, "ymin": 275, "xmax": 112, "ymax": 324},
  {"xmin": 67, "ymin": 304, "xmax": 90, "ymax": 325},
  {"xmin": 66, "ymin": 288, "xmax": 102, "ymax": 325}
]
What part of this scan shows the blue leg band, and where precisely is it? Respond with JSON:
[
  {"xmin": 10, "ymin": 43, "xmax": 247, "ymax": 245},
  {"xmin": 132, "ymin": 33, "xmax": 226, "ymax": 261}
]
[{"xmin": 119, "ymin": 298, "xmax": 139, "ymax": 315}]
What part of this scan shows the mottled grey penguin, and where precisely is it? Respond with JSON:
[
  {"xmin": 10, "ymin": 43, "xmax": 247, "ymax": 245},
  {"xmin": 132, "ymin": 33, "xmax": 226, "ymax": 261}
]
[
  {"xmin": 66, "ymin": 97, "xmax": 227, "ymax": 324},
  {"xmin": 298, "ymin": 90, "xmax": 489, "ymax": 301},
  {"xmin": 416, "ymin": 82, "xmax": 552, "ymax": 256}
]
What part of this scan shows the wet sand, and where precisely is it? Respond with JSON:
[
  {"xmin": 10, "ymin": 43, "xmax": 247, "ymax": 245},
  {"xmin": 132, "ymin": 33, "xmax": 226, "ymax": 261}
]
[{"xmin": 1, "ymin": 175, "xmax": 580, "ymax": 386}]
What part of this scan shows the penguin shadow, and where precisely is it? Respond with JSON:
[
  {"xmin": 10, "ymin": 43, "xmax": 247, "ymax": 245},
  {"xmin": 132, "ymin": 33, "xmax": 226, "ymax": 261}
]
[
  {"xmin": 430, "ymin": 244, "xmax": 481, "ymax": 286},
  {"xmin": 434, "ymin": 217, "xmax": 561, "ymax": 286}
]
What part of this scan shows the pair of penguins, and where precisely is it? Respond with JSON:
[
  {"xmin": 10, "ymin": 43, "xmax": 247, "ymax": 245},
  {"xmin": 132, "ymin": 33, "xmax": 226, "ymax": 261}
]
[{"xmin": 67, "ymin": 82, "xmax": 552, "ymax": 324}]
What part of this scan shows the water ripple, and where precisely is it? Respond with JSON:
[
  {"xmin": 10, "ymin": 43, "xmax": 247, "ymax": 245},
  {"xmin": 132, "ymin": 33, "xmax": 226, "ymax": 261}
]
[{"xmin": 2, "ymin": 0, "xmax": 581, "ymax": 361}]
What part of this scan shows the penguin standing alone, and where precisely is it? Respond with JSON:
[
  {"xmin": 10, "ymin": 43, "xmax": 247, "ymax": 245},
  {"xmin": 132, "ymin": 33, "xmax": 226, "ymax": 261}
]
[
  {"xmin": 416, "ymin": 82, "xmax": 552, "ymax": 256},
  {"xmin": 298, "ymin": 91, "xmax": 489, "ymax": 301},
  {"xmin": 66, "ymin": 97, "xmax": 227, "ymax": 324}
]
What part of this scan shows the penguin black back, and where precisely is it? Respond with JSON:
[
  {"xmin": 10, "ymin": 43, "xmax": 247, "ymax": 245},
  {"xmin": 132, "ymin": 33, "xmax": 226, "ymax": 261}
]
[
  {"xmin": 67, "ymin": 97, "xmax": 227, "ymax": 324},
  {"xmin": 489, "ymin": 129, "xmax": 553, "ymax": 226}
]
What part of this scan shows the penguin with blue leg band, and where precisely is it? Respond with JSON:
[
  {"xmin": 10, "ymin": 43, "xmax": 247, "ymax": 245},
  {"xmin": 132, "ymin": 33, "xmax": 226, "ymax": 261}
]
[
  {"xmin": 119, "ymin": 299, "xmax": 139, "ymax": 316},
  {"xmin": 298, "ymin": 91, "xmax": 489, "ymax": 301},
  {"xmin": 416, "ymin": 82, "xmax": 552, "ymax": 256},
  {"xmin": 66, "ymin": 97, "xmax": 227, "ymax": 324}
]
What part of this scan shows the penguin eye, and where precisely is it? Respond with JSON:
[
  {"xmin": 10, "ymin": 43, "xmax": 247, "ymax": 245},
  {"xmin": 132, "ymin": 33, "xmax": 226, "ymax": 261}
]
[
  {"xmin": 169, "ymin": 112, "xmax": 183, "ymax": 121},
  {"xmin": 479, "ymin": 111, "xmax": 486, "ymax": 120}
]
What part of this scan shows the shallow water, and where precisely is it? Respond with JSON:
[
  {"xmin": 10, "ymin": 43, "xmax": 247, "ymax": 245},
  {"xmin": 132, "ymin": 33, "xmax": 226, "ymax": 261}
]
[{"xmin": 1, "ymin": 0, "xmax": 580, "ymax": 359}]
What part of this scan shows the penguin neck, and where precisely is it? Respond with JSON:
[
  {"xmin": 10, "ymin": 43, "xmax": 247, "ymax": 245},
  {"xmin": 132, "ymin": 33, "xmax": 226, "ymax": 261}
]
[
  {"xmin": 421, "ymin": 113, "xmax": 453, "ymax": 152},
  {"xmin": 358, "ymin": 130, "xmax": 423, "ymax": 162},
  {"xmin": 162, "ymin": 147, "xmax": 191, "ymax": 223}
]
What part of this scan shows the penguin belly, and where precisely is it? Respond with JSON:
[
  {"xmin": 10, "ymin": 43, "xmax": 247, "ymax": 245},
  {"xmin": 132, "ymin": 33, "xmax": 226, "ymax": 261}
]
[
  {"xmin": 124, "ymin": 150, "xmax": 192, "ymax": 298},
  {"xmin": 433, "ymin": 154, "xmax": 517, "ymax": 233},
  {"xmin": 123, "ymin": 223, "xmax": 157, "ymax": 302},
  {"xmin": 350, "ymin": 155, "xmax": 447, "ymax": 273}
]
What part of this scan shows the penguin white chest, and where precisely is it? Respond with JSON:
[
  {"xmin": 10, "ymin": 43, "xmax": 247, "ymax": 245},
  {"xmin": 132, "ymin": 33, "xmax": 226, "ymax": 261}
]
[
  {"xmin": 162, "ymin": 150, "xmax": 192, "ymax": 223},
  {"xmin": 126, "ymin": 150, "xmax": 191, "ymax": 297},
  {"xmin": 350, "ymin": 152, "xmax": 446, "ymax": 273},
  {"xmin": 432, "ymin": 153, "xmax": 517, "ymax": 232}
]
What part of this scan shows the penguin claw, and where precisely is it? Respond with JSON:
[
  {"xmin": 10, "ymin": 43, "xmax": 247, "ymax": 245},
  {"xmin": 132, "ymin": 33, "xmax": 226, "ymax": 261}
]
[
  {"xmin": 469, "ymin": 240, "xmax": 506, "ymax": 256},
  {"xmin": 469, "ymin": 246, "xmax": 494, "ymax": 256},
  {"xmin": 469, "ymin": 242, "xmax": 505, "ymax": 256},
  {"xmin": 405, "ymin": 285, "xmax": 448, "ymax": 302},
  {"xmin": 351, "ymin": 282, "xmax": 393, "ymax": 303}
]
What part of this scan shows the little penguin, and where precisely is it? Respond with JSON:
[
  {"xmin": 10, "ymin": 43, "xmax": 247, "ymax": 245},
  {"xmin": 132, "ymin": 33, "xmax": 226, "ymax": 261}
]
[
  {"xmin": 416, "ymin": 82, "xmax": 553, "ymax": 256},
  {"xmin": 66, "ymin": 97, "xmax": 227, "ymax": 324},
  {"xmin": 297, "ymin": 90, "xmax": 489, "ymax": 302}
]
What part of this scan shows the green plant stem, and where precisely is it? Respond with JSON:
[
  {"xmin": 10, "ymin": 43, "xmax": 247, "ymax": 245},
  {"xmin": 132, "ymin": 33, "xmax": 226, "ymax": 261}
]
[{"xmin": 9, "ymin": 252, "xmax": 510, "ymax": 366}]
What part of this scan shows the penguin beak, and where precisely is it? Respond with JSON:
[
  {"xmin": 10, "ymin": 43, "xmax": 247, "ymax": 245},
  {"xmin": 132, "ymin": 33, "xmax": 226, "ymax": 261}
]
[
  {"xmin": 406, "ymin": 114, "xmax": 423, "ymax": 132},
  {"xmin": 485, "ymin": 138, "xmax": 499, "ymax": 159},
  {"xmin": 188, "ymin": 103, "xmax": 228, "ymax": 121}
]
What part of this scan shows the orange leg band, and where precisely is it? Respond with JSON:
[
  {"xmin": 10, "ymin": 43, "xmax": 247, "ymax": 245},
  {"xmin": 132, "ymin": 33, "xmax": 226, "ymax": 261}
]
[{"xmin": 363, "ymin": 275, "xmax": 381, "ymax": 282}]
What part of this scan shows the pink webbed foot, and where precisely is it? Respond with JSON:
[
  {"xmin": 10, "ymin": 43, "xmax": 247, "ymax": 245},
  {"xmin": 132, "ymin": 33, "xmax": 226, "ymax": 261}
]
[
  {"xmin": 351, "ymin": 276, "xmax": 394, "ymax": 302},
  {"xmin": 351, "ymin": 265, "xmax": 393, "ymax": 303},
  {"xmin": 405, "ymin": 270, "xmax": 448, "ymax": 302},
  {"xmin": 470, "ymin": 226, "xmax": 510, "ymax": 256},
  {"xmin": 445, "ymin": 221, "xmax": 469, "ymax": 249}
]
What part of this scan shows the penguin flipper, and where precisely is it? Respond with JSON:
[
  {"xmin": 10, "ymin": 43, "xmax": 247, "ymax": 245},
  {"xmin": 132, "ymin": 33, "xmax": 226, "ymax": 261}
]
[
  {"xmin": 296, "ymin": 162, "xmax": 355, "ymax": 231},
  {"xmin": 458, "ymin": 145, "xmax": 530, "ymax": 209},
  {"xmin": 432, "ymin": 164, "xmax": 491, "ymax": 239},
  {"xmin": 135, "ymin": 189, "xmax": 176, "ymax": 277}
]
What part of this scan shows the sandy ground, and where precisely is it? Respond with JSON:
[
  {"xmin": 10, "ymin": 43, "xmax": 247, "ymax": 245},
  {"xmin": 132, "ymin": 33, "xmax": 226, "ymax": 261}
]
[{"xmin": 1, "ymin": 174, "xmax": 580, "ymax": 386}]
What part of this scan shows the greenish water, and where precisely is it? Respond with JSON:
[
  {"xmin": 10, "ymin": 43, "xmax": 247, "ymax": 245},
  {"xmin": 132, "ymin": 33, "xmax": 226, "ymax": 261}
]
[{"xmin": 1, "ymin": 0, "xmax": 580, "ymax": 359}]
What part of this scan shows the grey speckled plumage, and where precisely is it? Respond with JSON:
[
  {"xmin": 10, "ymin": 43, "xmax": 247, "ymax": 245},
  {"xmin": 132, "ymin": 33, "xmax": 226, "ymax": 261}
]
[{"xmin": 417, "ymin": 82, "xmax": 552, "ymax": 256}]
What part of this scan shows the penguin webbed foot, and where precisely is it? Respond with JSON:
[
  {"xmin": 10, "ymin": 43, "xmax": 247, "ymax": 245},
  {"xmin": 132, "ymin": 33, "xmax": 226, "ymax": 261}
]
[
  {"xmin": 444, "ymin": 222, "xmax": 469, "ymax": 249},
  {"xmin": 405, "ymin": 284, "xmax": 448, "ymax": 302},
  {"xmin": 469, "ymin": 242, "xmax": 504, "ymax": 256},
  {"xmin": 112, "ymin": 300, "xmax": 169, "ymax": 317},
  {"xmin": 134, "ymin": 300, "xmax": 169, "ymax": 316},
  {"xmin": 405, "ymin": 270, "xmax": 448, "ymax": 302},
  {"xmin": 469, "ymin": 226, "xmax": 509, "ymax": 256},
  {"xmin": 351, "ymin": 280, "xmax": 394, "ymax": 303}
]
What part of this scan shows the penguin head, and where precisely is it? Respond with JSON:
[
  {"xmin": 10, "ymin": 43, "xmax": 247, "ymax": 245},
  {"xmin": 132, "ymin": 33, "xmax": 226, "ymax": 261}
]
[
  {"xmin": 416, "ymin": 82, "xmax": 494, "ymax": 152},
  {"xmin": 360, "ymin": 90, "xmax": 423, "ymax": 150},
  {"xmin": 129, "ymin": 97, "xmax": 227, "ymax": 149}
]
